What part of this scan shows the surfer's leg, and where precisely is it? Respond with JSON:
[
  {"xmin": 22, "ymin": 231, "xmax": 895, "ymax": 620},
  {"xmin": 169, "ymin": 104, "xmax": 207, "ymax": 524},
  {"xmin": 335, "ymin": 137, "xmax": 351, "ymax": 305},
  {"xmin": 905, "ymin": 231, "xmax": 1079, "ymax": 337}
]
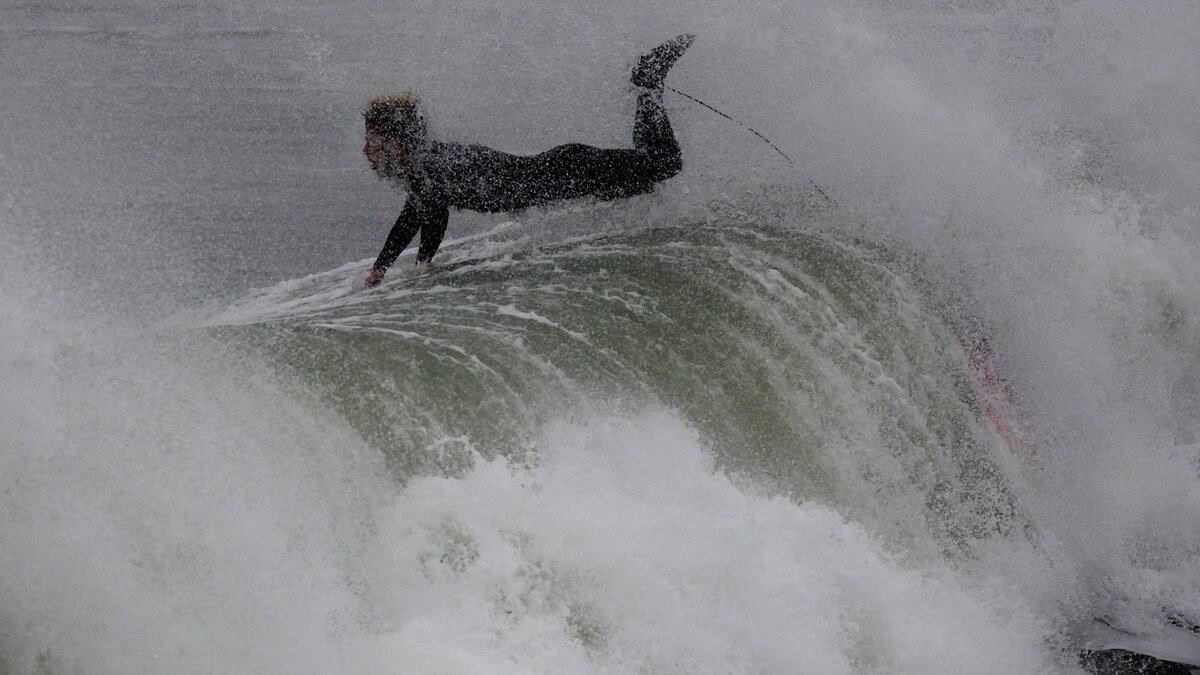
[
  {"xmin": 632, "ymin": 89, "xmax": 682, "ymax": 182},
  {"xmin": 528, "ymin": 90, "xmax": 681, "ymax": 199},
  {"xmin": 626, "ymin": 34, "xmax": 692, "ymax": 182},
  {"xmin": 524, "ymin": 144, "xmax": 663, "ymax": 202},
  {"xmin": 517, "ymin": 89, "xmax": 683, "ymax": 204}
]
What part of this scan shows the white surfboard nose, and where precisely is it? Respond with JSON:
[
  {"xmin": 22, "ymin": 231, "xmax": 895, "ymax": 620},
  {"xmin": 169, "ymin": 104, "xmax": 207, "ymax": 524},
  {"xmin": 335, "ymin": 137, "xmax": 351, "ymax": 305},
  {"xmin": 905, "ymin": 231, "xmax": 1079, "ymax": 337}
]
[{"xmin": 1085, "ymin": 615, "xmax": 1200, "ymax": 670}]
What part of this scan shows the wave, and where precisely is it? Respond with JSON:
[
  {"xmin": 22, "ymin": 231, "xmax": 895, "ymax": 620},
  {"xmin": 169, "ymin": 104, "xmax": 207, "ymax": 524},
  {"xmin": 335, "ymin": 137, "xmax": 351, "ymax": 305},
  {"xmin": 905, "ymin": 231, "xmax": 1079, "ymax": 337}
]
[{"xmin": 209, "ymin": 216, "xmax": 1028, "ymax": 562}]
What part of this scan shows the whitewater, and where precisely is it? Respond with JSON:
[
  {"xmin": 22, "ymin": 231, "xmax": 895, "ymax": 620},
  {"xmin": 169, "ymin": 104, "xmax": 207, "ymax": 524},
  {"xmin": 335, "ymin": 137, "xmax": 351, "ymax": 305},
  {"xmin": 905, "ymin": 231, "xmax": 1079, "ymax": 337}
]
[{"xmin": 2, "ymin": 1, "xmax": 1198, "ymax": 674}]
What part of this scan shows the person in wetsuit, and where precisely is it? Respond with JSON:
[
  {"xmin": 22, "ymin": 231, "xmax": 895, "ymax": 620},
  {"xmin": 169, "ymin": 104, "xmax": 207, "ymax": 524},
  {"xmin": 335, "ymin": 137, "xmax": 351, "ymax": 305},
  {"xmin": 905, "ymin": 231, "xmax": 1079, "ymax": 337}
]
[{"xmin": 361, "ymin": 34, "xmax": 695, "ymax": 288}]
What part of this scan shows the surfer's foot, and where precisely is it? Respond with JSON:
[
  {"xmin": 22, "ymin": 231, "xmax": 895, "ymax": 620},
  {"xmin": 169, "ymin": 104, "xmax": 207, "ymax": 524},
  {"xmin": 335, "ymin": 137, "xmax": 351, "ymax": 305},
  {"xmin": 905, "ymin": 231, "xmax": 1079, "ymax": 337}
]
[{"xmin": 631, "ymin": 34, "xmax": 695, "ymax": 90}]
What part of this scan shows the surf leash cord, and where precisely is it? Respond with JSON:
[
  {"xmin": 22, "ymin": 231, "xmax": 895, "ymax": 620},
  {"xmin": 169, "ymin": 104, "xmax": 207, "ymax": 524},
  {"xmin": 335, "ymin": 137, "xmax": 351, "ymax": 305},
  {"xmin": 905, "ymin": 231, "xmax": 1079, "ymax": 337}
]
[{"xmin": 667, "ymin": 86, "xmax": 794, "ymax": 166}]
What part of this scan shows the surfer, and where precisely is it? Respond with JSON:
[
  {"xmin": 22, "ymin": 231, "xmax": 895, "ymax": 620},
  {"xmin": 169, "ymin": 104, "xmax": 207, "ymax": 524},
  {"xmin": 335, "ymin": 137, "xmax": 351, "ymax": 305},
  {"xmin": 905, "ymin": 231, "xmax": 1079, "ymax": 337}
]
[{"xmin": 361, "ymin": 34, "xmax": 694, "ymax": 288}]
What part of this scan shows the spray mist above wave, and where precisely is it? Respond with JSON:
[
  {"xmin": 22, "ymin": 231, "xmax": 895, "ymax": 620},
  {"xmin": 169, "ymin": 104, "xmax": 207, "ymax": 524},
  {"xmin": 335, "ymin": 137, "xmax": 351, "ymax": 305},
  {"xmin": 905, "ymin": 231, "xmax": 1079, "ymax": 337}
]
[{"xmin": 0, "ymin": 258, "xmax": 395, "ymax": 673}]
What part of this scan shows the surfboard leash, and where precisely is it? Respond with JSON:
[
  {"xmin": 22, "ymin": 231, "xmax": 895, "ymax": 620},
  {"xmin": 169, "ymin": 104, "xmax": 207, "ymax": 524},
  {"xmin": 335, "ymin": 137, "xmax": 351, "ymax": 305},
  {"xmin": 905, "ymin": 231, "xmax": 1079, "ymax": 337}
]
[{"xmin": 667, "ymin": 86, "xmax": 794, "ymax": 166}]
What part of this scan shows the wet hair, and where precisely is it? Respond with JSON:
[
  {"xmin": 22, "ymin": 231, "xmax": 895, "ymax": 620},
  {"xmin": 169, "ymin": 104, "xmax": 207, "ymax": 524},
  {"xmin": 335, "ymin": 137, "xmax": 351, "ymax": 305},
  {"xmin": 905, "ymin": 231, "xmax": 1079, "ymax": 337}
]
[{"xmin": 361, "ymin": 91, "xmax": 427, "ymax": 145}]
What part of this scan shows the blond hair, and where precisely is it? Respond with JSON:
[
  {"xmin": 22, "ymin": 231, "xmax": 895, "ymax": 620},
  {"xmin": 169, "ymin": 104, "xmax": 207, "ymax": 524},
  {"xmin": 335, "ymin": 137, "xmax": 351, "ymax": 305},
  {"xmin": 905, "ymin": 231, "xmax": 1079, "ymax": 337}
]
[{"xmin": 361, "ymin": 90, "xmax": 427, "ymax": 144}]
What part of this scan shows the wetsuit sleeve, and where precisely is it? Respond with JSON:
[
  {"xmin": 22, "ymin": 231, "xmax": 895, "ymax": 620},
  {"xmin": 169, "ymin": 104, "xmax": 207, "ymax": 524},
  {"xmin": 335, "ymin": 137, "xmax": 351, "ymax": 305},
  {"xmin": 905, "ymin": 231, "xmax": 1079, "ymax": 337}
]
[
  {"xmin": 372, "ymin": 195, "xmax": 450, "ymax": 272},
  {"xmin": 415, "ymin": 206, "xmax": 450, "ymax": 263}
]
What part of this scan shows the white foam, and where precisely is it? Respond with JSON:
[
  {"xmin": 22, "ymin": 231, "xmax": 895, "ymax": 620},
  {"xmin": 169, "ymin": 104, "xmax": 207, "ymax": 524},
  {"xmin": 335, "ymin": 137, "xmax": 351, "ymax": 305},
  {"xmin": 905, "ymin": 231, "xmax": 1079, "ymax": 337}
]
[
  {"xmin": 0, "ymin": 272, "xmax": 389, "ymax": 674},
  {"xmin": 356, "ymin": 412, "xmax": 1061, "ymax": 674},
  {"xmin": 201, "ymin": 220, "xmax": 527, "ymax": 327}
]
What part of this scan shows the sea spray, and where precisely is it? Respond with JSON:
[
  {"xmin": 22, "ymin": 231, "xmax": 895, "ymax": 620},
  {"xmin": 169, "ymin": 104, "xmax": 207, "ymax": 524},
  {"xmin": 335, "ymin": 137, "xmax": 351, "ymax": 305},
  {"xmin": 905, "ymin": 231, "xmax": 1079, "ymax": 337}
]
[
  {"xmin": 0, "ymin": 269, "xmax": 387, "ymax": 674},
  {"xmin": 355, "ymin": 411, "xmax": 1061, "ymax": 674}
]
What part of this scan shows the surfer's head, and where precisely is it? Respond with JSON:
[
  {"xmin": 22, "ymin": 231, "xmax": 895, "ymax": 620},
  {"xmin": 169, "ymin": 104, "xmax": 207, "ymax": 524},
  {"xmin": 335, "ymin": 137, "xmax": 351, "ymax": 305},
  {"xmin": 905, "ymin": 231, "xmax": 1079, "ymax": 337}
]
[{"xmin": 362, "ymin": 90, "xmax": 426, "ymax": 177}]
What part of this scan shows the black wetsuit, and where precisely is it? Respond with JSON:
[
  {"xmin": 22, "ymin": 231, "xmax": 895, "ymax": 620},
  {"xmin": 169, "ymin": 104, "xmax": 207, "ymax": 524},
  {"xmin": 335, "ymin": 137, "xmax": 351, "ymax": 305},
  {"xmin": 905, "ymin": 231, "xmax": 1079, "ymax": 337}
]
[{"xmin": 372, "ymin": 91, "xmax": 682, "ymax": 272}]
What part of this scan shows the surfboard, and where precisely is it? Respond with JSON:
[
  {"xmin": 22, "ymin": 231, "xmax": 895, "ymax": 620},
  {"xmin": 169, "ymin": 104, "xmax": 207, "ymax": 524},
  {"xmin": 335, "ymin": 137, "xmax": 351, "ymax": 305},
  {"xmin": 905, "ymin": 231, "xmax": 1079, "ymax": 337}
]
[{"xmin": 1082, "ymin": 616, "xmax": 1200, "ymax": 673}]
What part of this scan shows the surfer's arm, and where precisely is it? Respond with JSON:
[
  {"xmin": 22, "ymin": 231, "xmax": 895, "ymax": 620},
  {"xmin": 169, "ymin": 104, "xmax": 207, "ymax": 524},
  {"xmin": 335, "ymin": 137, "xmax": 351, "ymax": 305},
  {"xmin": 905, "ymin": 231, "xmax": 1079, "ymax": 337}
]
[
  {"xmin": 367, "ymin": 195, "xmax": 449, "ymax": 286},
  {"xmin": 415, "ymin": 203, "xmax": 450, "ymax": 263}
]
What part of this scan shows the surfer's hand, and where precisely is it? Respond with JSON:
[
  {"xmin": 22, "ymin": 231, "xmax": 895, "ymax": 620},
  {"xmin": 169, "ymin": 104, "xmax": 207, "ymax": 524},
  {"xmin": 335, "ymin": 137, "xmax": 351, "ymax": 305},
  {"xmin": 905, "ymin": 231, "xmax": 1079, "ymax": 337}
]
[{"xmin": 364, "ymin": 268, "xmax": 384, "ymax": 288}]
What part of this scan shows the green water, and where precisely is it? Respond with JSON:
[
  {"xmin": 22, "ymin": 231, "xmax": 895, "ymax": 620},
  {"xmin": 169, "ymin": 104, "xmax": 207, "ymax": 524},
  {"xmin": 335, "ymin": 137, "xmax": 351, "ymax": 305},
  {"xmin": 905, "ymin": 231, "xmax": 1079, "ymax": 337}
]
[{"xmin": 222, "ymin": 220, "xmax": 1021, "ymax": 561}]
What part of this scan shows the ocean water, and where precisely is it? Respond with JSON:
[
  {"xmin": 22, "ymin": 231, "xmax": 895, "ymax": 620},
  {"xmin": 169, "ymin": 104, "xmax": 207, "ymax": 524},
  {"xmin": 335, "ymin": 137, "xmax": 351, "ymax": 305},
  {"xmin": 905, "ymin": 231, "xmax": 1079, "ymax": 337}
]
[{"xmin": 2, "ymin": 1, "xmax": 1199, "ymax": 673}]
